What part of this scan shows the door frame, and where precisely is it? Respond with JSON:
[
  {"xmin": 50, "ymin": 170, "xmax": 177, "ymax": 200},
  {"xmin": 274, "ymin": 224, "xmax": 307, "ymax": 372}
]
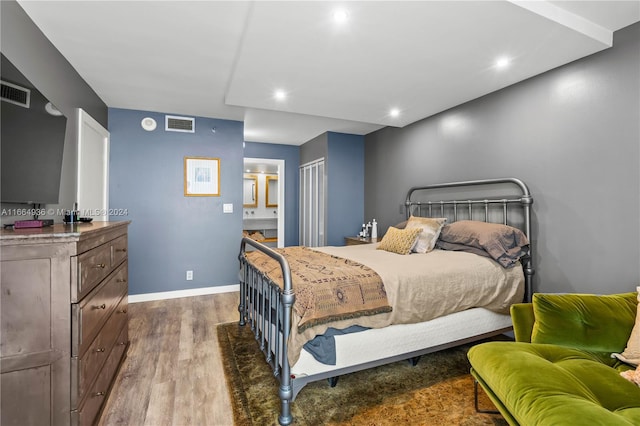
[{"xmin": 243, "ymin": 157, "xmax": 285, "ymax": 247}]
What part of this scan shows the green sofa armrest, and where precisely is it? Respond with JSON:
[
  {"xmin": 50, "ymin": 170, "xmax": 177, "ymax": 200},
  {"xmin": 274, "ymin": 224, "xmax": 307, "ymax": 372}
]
[{"xmin": 510, "ymin": 303, "xmax": 534, "ymax": 343}]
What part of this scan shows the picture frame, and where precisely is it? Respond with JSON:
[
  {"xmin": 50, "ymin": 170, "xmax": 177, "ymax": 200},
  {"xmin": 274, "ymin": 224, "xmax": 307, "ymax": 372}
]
[{"xmin": 184, "ymin": 156, "xmax": 220, "ymax": 196}]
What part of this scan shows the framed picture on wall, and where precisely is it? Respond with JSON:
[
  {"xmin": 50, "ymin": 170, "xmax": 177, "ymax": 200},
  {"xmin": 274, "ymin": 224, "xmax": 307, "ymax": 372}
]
[{"xmin": 184, "ymin": 156, "xmax": 220, "ymax": 196}]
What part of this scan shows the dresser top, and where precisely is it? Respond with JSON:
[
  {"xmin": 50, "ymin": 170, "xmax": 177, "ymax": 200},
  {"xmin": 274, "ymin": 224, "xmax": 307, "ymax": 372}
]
[{"xmin": 1, "ymin": 221, "xmax": 130, "ymax": 244}]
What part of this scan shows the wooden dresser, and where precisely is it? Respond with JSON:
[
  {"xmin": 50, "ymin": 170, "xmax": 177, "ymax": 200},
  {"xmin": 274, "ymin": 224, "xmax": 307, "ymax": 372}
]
[{"xmin": 1, "ymin": 221, "xmax": 130, "ymax": 426}]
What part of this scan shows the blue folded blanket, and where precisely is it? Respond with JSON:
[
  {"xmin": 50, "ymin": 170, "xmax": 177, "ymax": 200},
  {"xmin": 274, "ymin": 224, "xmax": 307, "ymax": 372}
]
[{"xmin": 302, "ymin": 325, "xmax": 369, "ymax": 365}]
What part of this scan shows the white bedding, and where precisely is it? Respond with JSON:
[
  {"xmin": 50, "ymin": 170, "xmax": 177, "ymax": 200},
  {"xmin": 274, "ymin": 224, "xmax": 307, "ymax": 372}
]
[{"xmin": 287, "ymin": 244, "xmax": 525, "ymax": 364}]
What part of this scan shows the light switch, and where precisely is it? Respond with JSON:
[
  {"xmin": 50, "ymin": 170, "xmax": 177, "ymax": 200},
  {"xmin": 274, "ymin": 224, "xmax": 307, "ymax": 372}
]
[{"xmin": 223, "ymin": 203, "xmax": 233, "ymax": 213}]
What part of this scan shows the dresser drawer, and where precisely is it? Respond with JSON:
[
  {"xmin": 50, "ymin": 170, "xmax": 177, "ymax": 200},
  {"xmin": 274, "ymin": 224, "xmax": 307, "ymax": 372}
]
[
  {"xmin": 74, "ymin": 242, "xmax": 113, "ymax": 301},
  {"xmin": 71, "ymin": 293, "xmax": 128, "ymax": 408},
  {"xmin": 71, "ymin": 325, "xmax": 128, "ymax": 426},
  {"xmin": 72, "ymin": 261, "xmax": 128, "ymax": 357},
  {"xmin": 110, "ymin": 234, "xmax": 128, "ymax": 269}
]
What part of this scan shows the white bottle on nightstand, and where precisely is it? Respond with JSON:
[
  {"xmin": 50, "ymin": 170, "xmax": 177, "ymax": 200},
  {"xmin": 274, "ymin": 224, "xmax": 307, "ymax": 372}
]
[{"xmin": 371, "ymin": 219, "xmax": 378, "ymax": 239}]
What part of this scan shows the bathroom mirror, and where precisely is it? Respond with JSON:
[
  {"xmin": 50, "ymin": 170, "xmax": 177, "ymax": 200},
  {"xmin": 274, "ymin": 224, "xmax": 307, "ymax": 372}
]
[
  {"xmin": 243, "ymin": 175, "xmax": 258, "ymax": 207},
  {"xmin": 266, "ymin": 175, "xmax": 278, "ymax": 207}
]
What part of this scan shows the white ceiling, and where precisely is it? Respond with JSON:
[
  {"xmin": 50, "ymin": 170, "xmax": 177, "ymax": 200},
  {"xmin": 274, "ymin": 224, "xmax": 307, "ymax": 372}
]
[{"xmin": 17, "ymin": 0, "xmax": 640, "ymax": 146}]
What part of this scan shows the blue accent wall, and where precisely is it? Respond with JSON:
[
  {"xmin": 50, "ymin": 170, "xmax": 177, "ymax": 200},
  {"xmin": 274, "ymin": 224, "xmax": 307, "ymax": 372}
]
[
  {"xmin": 326, "ymin": 132, "xmax": 365, "ymax": 246},
  {"xmin": 108, "ymin": 108, "xmax": 244, "ymax": 295},
  {"xmin": 243, "ymin": 142, "xmax": 300, "ymax": 246}
]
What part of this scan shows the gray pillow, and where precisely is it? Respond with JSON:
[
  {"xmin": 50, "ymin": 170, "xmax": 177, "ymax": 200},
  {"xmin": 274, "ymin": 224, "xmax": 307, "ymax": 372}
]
[
  {"xmin": 435, "ymin": 240, "xmax": 492, "ymax": 260},
  {"xmin": 438, "ymin": 220, "xmax": 529, "ymax": 268},
  {"xmin": 394, "ymin": 220, "xmax": 408, "ymax": 229}
]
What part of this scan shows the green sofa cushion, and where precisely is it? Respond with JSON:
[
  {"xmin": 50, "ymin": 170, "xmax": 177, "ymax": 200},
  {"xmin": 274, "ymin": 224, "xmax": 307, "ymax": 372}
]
[
  {"xmin": 531, "ymin": 292, "xmax": 637, "ymax": 354},
  {"xmin": 469, "ymin": 341, "xmax": 640, "ymax": 426}
]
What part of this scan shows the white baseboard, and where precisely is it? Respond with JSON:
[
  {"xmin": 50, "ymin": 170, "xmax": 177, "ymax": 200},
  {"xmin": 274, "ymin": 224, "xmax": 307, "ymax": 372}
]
[{"xmin": 128, "ymin": 284, "xmax": 240, "ymax": 304}]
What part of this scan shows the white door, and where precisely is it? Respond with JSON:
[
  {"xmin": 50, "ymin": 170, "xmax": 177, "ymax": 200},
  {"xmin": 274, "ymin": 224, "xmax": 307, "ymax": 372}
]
[
  {"xmin": 76, "ymin": 109, "xmax": 109, "ymax": 220},
  {"xmin": 299, "ymin": 158, "xmax": 325, "ymax": 247}
]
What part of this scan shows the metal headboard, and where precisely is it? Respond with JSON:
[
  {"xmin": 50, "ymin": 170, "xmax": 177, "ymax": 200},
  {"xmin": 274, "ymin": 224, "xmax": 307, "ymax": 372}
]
[{"xmin": 405, "ymin": 177, "xmax": 534, "ymax": 301}]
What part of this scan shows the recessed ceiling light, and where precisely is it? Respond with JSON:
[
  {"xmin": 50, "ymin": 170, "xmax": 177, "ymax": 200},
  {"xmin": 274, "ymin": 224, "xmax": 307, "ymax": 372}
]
[
  {"xmin": 496, "ymin": 57, "xmax": 510, "ymax": 69},
  {"xmin": 333, "ymin": 8, "xmax": 349, "ymax": 23},
  {"xmin": 274, "ymin": 89, "xmax": 287, "ymax": 101},
  {"xmin": 389, "ymin": 108, "xmax": 401, "ymax": 118}
]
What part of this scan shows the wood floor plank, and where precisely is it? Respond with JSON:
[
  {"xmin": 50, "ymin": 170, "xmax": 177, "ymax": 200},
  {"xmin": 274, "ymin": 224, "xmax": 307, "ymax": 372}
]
[
  {"xmin": 98, "ymin": 292, "xmax": 239, "ymax": 426},
  {"xmin": 178, "ymin": 307, "xmax": 193, "ymax": 362},
  {"xmin": 190, "ymin": 374, "xmax": 219, "ymax": 426},
  {"xmin": 144, "ymin": 381, "xmax": 176, "ymax": 426},
  {"xmin": 171, "ymin": 367, "xmax": 195, "ymax": 426}
]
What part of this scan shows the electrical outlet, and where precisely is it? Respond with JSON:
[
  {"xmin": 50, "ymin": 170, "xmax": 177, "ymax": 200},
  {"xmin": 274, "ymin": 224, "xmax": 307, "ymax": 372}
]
[{"xmin": 186, "ymin": 270, "xmax": 193, "ymax": 281}]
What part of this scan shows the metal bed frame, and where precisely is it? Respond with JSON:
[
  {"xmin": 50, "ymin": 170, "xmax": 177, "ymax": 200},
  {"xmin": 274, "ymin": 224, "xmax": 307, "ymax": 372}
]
[{"xmin": 238, "ymin": 178, "xmax": 534, "ymax": 425}]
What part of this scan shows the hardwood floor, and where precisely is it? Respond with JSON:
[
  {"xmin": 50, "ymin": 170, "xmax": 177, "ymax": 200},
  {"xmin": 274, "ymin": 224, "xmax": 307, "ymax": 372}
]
[{"xmin": 98, "ymin": 292, "xmax": 240, "ymax": 426}]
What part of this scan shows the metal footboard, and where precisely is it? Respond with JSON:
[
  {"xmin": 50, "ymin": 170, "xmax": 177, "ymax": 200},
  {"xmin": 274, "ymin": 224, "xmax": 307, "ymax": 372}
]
[{"xmin": 238, "ymin": 237, "xmax": 295, "ymax": 425}]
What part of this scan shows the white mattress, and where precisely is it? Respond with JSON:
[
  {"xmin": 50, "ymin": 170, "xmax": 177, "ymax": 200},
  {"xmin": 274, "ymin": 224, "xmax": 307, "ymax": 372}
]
[{"xmin": 291, "ymin": 307, "xmax": 512, "ymax": 377}]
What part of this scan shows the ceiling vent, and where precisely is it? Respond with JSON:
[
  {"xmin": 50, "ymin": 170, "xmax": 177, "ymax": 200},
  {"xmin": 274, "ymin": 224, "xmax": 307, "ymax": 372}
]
[
  {"xmin": 1, "ymin": 80, "xmax": 30, "ymax": 108},
  {"xmin": 165, "ymin": 115, "xmax": 195, "ymax": 133}
]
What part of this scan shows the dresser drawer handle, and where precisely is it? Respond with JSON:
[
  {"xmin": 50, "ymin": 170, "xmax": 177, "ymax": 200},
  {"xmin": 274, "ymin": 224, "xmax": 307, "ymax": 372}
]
[
  {"xmin": 94, "ymin": 304, "xmax": 106, "ymax": 310},
  {"xmin": 95, "ymin": 347, "xmax": 106, "ymax": 353},
  {"xmin": 94, "ymin": 263, "xmax": 106, "ymax": 269},
  {"xmin": 117, "ymin": 309, "xmax": 128, "ymax": 314},
  {"xmin": 95, "ymin": 391, "xmax": 105, "ymax": 397},
  {"xmin": 116, "ymin": 278, "xmax": 127, "ymax": 283},
  {"xmin": 119, "ymin": 341, "xmax": 127, "ymax": 346},
  {"xmin": 115, "ymin": 248, "xmax": 127, "ymax": 253}
]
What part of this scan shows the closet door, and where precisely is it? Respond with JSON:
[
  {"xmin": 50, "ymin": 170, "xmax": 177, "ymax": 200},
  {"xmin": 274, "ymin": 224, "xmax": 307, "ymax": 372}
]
[{"xmin": 299, "ymin": 159, "xmax": 325, "ymax": 247}]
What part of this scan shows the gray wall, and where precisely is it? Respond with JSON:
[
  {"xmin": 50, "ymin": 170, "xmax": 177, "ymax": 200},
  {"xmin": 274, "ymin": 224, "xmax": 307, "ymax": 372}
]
[
  {"xmin": 109, "ymin": 108, "xmax": 244, "ymax": 295},
  {"xmin": 365, "ymin": 22, "xmax": 640, "ymax": 296},
  {"xmin": 0, "ymin": 0, "xmax": 108, "ymax": 225},
  {"xmin": 300, "ymin": 133, "xmax": 328, "ymax": 165}
]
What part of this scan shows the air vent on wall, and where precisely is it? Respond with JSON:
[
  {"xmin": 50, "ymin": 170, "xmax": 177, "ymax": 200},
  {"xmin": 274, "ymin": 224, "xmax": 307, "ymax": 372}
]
[
  {"xmin": 165, "ymin": 115, "xmax": 195, "ymax": 133},
  {"xmin": 1, "ymin": 80, "xmax": 30, "ymax": 108}
]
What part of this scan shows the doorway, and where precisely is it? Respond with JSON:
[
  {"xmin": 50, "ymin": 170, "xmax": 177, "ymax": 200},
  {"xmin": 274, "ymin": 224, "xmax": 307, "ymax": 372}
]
[{"xmin": 242, "ymin": 158, "xmax": 285, "ymax": 248}]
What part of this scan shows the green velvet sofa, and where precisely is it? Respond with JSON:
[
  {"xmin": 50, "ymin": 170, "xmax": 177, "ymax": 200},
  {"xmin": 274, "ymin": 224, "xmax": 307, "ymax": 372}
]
[{"xmin": 468, "ymin": 292, "xmax": 640, "ymax": 425}]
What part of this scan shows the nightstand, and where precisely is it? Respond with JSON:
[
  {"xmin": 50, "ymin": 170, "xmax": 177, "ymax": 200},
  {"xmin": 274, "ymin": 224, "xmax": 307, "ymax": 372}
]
[{"xmin": 344, "ymin": 236, "xmax": 378, "ymax": 246}]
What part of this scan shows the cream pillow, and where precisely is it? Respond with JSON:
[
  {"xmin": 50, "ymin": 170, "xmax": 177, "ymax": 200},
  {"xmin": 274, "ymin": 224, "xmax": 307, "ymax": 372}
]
[
  {"xmin": 405, "ymin": 216, "xmax": 447, "ymax": 253},
  {"xmin": 376, "ymin": 226, "xmax": 422, "ymax": 255},
  {"xmin": 613, "ymin": 287, "xmax": 640, "ymax": 366}
]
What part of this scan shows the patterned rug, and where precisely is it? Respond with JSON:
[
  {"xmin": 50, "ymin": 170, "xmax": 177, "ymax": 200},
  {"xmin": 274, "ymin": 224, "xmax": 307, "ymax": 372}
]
[{"xmin": 217, "ymin": 322, "xmax": 508, "ymax": 426}]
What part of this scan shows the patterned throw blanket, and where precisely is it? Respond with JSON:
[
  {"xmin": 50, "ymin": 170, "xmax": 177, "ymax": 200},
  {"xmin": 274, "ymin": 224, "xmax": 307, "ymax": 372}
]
[{"xmin": 245, "ymin": 246, "xmax": 392, "ymax": 332}]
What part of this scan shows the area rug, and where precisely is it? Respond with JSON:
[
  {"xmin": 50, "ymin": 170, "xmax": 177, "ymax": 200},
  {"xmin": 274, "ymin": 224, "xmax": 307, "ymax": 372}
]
[{"xmin": 218, "ymin": 322, "xmax": 508, "ymax": 426}]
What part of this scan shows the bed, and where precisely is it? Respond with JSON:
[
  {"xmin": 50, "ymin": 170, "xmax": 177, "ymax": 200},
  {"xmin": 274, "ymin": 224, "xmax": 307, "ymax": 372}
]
[{"xmin": 238, "ymin": 177, "xmax": 534, "ymax": 425}]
